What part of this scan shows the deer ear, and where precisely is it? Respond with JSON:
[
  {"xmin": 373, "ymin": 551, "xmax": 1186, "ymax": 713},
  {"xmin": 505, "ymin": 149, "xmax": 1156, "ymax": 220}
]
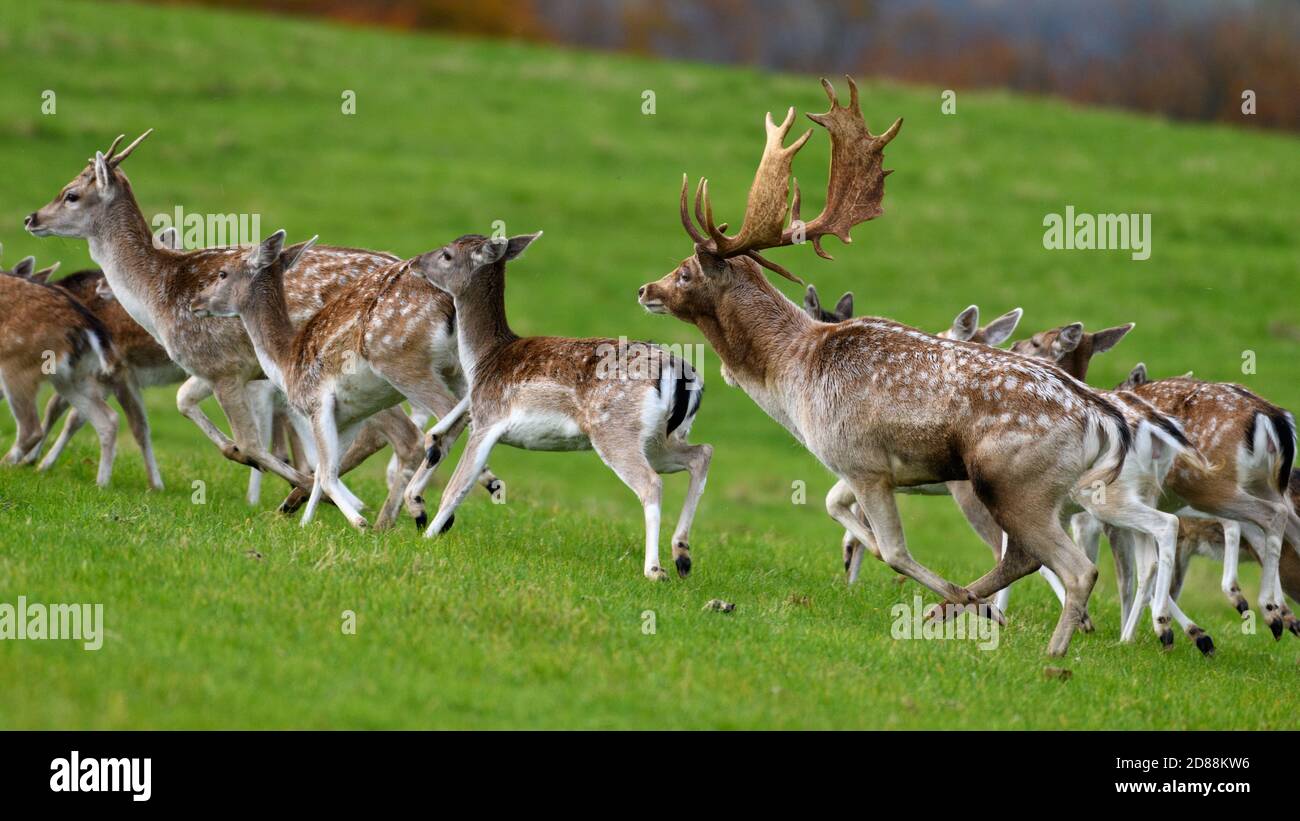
[
  {"xmin": 1128, "ymin": 362, "xmax": 1148, "ymax": 386},
  {"xmin": 950, "ymin": 305, "xmax": 979, "ymax": 340},
  {"xmin": 11, "ymin": 256, "xmax": 36, "ymax": 278},
  {"xmin": 1090, "ymin": 323, "xmax": 1134, "ymax": 355},
  {"xmin": 31, "ymin": 262, "xmax": 60, "ymax": 284},
  {"xmin": 93, "ymin": 151, "xmax": 114, "ymax": 191},
  {"xmin": 249, "ymin": 229, "xmax": 287, "ymax": 271},
  {"xmin": 833, "ymin": 292, "xmax": 854, "ymax": 322},
  {"xmin": 280, "ymin": 236, "xmax": 318, "ymax": 273},
  {"xmin": 980, "ymin": 308, "xmax": 1023, "ymax": 347},
  {"xmin": 1053, "ymin": 322, "xmax": 1084, "ymax": 356},
  {"xmin": 155, "ymin": 226, "xmax": 179, "ymax": 250},
  {"xmin": 803, "ymin": 285, "xmax": 822, "ymax": 319},
  {"xmin": 503, "ymin": 232, "xmax": 542, "ymax": 262}
]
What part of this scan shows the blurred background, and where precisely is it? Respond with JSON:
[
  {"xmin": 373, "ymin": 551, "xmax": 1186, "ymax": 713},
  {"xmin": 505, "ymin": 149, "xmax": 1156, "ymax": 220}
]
[{"xmin": 164, "ymin": 0, "xmax": 1300, "ymax": 131}]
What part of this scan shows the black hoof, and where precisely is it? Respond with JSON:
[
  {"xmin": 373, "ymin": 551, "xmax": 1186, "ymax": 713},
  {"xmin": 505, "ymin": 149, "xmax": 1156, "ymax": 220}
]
[
  {"xmin": 675, "ymin": 553, "xmax": 692, "ymax": 578},
  {"xmin": 1079, "ymin": 615, "xmax": 1095, "ymax": 634},
  {"xmin": 1235, "ymin": 599, "xmax": 1250, "ymax": 615},
  {"xmin": 424, "ymin": 444, "xmax": 441, "ymax": 467},
  {"xmin": 1195, "ymin": 634, "xmax": 1215, "ymax": 656},
  {"xmin": 1159, "ymin": 630, "xmax": 1174, "ymax": 650},
  {"xmin": 414, "ymin": 512, "xmax": 428, "ymax": 531},
  {"xmin": 1289, "ymin": 621, "xmax": 1300, "ymax": 638},
  {"xmin": 486, "ymin": 479, "xmax": 502, "ymax": 495},
  {"xmin": 438, "ymin": 514, "xmax": 455, "ymax": 535},
  {"xmin": 1269, "ymin": 619, "xmax": 1284, "ymax": 640}
]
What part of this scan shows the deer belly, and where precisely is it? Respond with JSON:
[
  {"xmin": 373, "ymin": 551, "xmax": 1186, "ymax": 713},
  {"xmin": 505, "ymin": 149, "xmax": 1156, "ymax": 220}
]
[
  {"xmin": 499, "ymin": 408, "xmax": 590, "ymax": 452},
  {"xmin": 330, "ymin": 369, "xmax": 402, "ymax": 426}
]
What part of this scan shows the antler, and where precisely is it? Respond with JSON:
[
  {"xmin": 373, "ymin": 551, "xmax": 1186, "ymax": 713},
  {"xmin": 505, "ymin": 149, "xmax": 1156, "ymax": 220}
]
[
  {"xmin": 109, "ymin": 129, "xmax": 153, "ymax": 167},
  {"xmin": 679, "ymin": 76, "xmax": 901, "ymax": 282}
]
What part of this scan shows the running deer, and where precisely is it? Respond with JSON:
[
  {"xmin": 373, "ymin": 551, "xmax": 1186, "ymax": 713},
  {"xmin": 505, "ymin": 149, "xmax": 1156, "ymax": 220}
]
[
  {"xmin": 189, "ymin": 230, "xmax": 497, "ymax": 530},
  {"xmin": 406, "ymin": 232, "xmax": 711, "ymax": 581},
  {"xmin": 637, "ymin": 77, "xmax": 1133, "ymax": 655},
  {"xmin": 993, "ymin": 322, "xmax": 1217, "ymax": 651},
  {"xmin": 24, "ymin": 131, "xmax": 414, "ymax": 503},
  {"xmin": 0, "ymin": 266, "xmax": 120, "ymax": 486},
  {"xmin": 1117, "ymin": 362, "xmax": 1300, "ymax": 635}
]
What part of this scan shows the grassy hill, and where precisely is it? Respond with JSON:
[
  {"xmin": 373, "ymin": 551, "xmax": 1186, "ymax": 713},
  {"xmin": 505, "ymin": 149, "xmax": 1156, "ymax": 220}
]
[{"xmin": 0, "ymin": 0, "xmax": 1297, "ymax": 728}]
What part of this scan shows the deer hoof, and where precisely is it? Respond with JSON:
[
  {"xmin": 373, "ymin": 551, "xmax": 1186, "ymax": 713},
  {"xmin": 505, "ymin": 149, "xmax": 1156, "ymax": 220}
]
[
  {"xmin": 1235, "ymin": 598, "xmax": 1250, "ymax": 615},
  {"xmin": 645, "ymin": 566, "xmax": 669, "ymax": 581},
  {"xmin": 1078, "ymin": 614, "xmax": 1095, "ymax": 634},
  {"xmin": 674, "ymin": 553, "xmax": 692, "ymax": 578},
  {"xmin": 1193, "ymin": 632, "xmax": 1215, "ymax": 657},
  {"xmin": 1158, "ymin": 629, "xmax": 1175, "ymax": 650},
  {"xmin": 414, "ymin": 511, "xmax": 428, "ymax": 531},
  {"xmin": 1267, "ymin": 616, "xmax": 1284, "ymax": 640},
  {"xmin": 437, "ymin": 514, "xmax": 455, "ymax": 535}
]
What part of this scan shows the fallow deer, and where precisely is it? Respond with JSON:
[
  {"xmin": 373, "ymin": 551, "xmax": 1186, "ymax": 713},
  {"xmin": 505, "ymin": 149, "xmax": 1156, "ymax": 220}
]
[
  {"xmin": 405, "ymin": 232, "xmax": 711, "ymax": 581},
  {"xmin": 0, "ymin": 266, "xmax": 120, "ymax": 486},
  {"xmin": 638, "ymin": 76, "xmax": 1133, "ymax": 656},
  {"xmin": 190, "ymin": 230, "xmax": 497, "ymax": 530},
  {"xmin": 24, "ymin": 131, "xmax": 418, "ymax": 503},
  {"xmin": 1004, "ymin": 322, "xmax": 1217, "ymax": 651},
  {"xmin": 1116, "ymin": 361, "xmax": 1300, "ymax": 635}
]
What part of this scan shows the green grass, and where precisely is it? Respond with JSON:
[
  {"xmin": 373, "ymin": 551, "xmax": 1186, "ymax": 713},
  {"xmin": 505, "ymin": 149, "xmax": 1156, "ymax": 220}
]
[{"xmin": 1, "ymin": 0, "xmax": 1298, "ymax": 729}]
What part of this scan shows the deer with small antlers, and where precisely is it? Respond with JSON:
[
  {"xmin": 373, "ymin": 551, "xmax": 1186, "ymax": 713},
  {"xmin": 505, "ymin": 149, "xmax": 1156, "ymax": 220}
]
[
  {"xmin": 189, "ymin": 229, "xmax": 498, "ymax": 530},
  {"xmin": 405, "ymin": 232, "xmax": 711, "ymax": 581},
  {"xmin": 638, "ymin": 76, "xmax": 1140, "ymax": 656},
  {"xmin": 1114, "ymin": 361, "xmax": 1300, "ymax": 635},
  {"xmin": 0, "ymin": 261, "xmax": 121, "ymax": 486},
  {"xmin": 24, "ymin": 131, "xmax": 430, "ymax": 506}
]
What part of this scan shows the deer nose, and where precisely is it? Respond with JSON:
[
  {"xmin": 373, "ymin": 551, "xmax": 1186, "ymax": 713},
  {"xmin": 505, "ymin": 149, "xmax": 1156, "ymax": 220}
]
[
  {"xmin": 637, "ymin": 285, "xmax": 647, "ymax": 298},
  {"xmin": 24, "ymin": 213, "xmax": 36, "ymax": 228}
]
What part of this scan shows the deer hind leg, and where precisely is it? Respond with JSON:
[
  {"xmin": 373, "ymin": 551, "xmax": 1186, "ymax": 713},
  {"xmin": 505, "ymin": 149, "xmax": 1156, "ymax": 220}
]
[
  {"xmin": 423, "ymin": 423, "xmax": 503, "ymax": 540},
  {"xmin": 113, "ymin": 375, "xmax": 163, "ymax": 491},
  {"xmin": 948, "ymin": 480, "xmax": 1020, "ymax": 613},
  {"xmin": 209, "ymin": 378, "xmax": 313, "ymax": 490},
  {"xmin": 1, "ymin": 369, "xmax": 45, "ymax": 466},
  {"xmin": 1117, "ymin": 529, "xmax": 1157, "ymax": 643},
  {"xmin": 827, "ymin": 480, "xmax": 877, "ymax": 583},
  {"xmin": 18, "ymin": 393, "xmax": 68, "ymax": 465},
  {"xmin": 302, "ymin": 397, "xmax": 367, "ymax": 530},
  {"xmin": 57, "ymin": 380, "xmax": 118, "ymax": 488},
  {"xmin": 834, "ymin": 475, "xmax": 982, "ymax": 609},
  {"xmin": 37, "ymin": 408, "xmax": 85, "ymax": 472},
  {"xmin": 243, "ymin": 380, "xmax": 278, "ymax": 505},
  {"xmin": 648, "ymin": 439, "xmax": 712, "ymax": 579},
  {"xmin": 1218, "ymin": 519, "xmax": 1248, "ymax": 614},
  {"xmin": 592, "ymin": 431, "xmax": 666, "ymax": 581},
  {"xmin": 366, "ymin": 407, "xmax": 426, "ymax": 531}
]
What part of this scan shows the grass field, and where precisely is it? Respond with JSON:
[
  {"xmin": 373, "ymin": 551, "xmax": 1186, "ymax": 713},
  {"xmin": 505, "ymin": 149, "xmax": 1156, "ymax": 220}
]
[{"xmin": 0, "ymin": 0, "xmax": 1298, "ymax": 729}]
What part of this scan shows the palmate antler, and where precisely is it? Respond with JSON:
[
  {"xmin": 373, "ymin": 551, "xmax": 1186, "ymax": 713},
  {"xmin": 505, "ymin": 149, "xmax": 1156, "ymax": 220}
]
[{"xmin": 680, "ymin": 76, "xmax": 901, "ymax": 283}]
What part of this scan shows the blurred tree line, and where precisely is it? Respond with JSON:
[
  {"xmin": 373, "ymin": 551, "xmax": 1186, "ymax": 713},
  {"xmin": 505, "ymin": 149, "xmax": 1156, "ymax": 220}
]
[{"xmin": 164, "ymin": 0, "xmax": 1300, "ymax": 132}]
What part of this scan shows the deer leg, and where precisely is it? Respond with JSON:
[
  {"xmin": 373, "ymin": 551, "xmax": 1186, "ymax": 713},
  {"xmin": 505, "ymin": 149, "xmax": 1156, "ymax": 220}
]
[
  {"xmin": 1, "ymin": 369, "xmax": 44, "ymax": 466},
  {"xmin": 948, "ymin": 480, "xmax": 1016, "ymax": 612},
  {"xmin": 836, "ymin": 476, "xmax": 980, "ymax": 607},
  {"xmin": 1218, "ymin": 519, "xmax": 1248, "ymax": 614},
  {"xmin": 592, "ymin": 432, "xmax": 667, "ymax": 581},
  {"xmin": 209, "ymin": 378, "xmax": 313, "ymax": 490},
  {"xmin": 424, "ymin": 423, "xmax": 503, "ymax": 540},
  {"xmin": 1071, "ymin": 512, "xmax": 1107, "ymax": 631},
  {"xmin": 243, "ymin": 380, "xmax": 277, "ymax": 505},
  {"xmin": 649, "ymin": 440, "xmax": 712, "ymax": 578},
  {"xmin": 57, "ymin": 380, "xmax": 118, "ymax": 488},
  {"xmin": 826, "ymin": 480, "xmax": 877, "ymax": 582},
  {"xmin": 112, "ymin": 375, "xmax": 163, "ymax": 491},
  {"xmin": 367, "ymin": 407, "xmax": 425, "ymax": 531},
  {"xmin": 302, "ymin": 397, "xmax": 367, "ymax": 530},
  {"xmin": 18, "ymin": 393, "xmax": 68, "ymax": 464},
  {"xmin": 37, "ymin": 408, "xmax": 85, "ymax": 472}
]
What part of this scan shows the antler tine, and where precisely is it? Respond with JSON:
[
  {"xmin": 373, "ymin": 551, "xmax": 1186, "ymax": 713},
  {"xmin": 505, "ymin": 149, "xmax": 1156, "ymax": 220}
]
[
  {"xmin": 110, "ymin": 128, "xmax": 153, "ymax": 167},
  {"xmin": 746, "ymin": 251, "xmax": 802, "ymax": 284},
  {"xmin": 104, "ymin": 134, "xmax": 125, "ymax": 159},
  {"xmin": 679, "ymin": 174, "xmax": 707, "ymax": 244}
]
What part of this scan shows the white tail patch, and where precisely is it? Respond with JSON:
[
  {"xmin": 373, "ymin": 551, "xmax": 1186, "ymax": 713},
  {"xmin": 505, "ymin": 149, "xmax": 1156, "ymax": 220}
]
[{"xmin": 83, "ymin": 329, "xmax": 112, "ymax": 376}]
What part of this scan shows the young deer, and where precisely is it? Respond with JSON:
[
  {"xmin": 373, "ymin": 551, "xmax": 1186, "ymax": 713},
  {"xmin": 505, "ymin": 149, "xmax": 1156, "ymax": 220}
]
[
  {"xmin": 1117, "ymin": 362, "xmax": 1300, "ymax": 634},
  {"xmin": 406, "ymin": 232, "xmax": 711, "ymax": 581},
  {"xmin": 1004, "ymin": 322, "xmax": 1217, "ymax": 651},
  {"xmin": 190, "ymin": 230, "xmax": 495, "ymax": 530},
  {"xmin": 24, "ymin": 131, "xmax": 408, "ymax": 501},
  {"xmin": 638, "ymin": 77, "xmax": 1133, "ymax": 656},
  {"xmin": 0, "ymin": 267, "xmax": 121, "ymax": 485}
]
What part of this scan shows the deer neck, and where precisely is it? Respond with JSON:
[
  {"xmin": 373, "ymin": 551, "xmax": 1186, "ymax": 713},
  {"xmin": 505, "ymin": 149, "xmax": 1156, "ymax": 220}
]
[
  {"xmin": 1057, "ymin": 342, "xmax": 1092, "ymax": 382},
  {"xmin": 694, "ymin": 276, "xmax": 817, "ymax": 390},
  {"xmin": 237, "ymin": 273, "xmax": 297, "ymax": 393},
  {"xmin": 451, "ymin": 265, "xmax": 517, "ymax": 381},
  {"xmin": 85, "ymin": 188, "xmax": 166, "ymax": 336}
]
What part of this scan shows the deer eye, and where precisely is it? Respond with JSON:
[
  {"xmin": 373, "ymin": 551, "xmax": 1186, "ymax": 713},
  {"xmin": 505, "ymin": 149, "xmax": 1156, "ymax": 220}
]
[
  {"xmin": 64, "ymin": 192, "xmax": 79, "ymax": 203},
  {"xmin": 442, "ymin": 251, "xmax": 452, "ymax": 263},
  {"xmin": 218, "ymin": 271, "xmax": 228, "ymax": 280}
]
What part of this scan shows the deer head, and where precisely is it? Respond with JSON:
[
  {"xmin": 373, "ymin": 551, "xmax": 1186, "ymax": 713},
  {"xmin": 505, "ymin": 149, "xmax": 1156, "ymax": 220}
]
[
  {"xmin": 638, "ymin": 77, "xmax": 900, "ymax": 323},
  {"xmin": 408, "ymin": 232, "xmax": 541, "ymax": 298},
  {"xmin": 25, "ymin": 130, "xmax": 153, "ymax": 238},
  {"xmin": 189, "ymin": 229, "xmax": 315, "ymax": 318},
  {"xmin": 1010, "ymin": 321, "xmax": 1133, "ymax": 381}
]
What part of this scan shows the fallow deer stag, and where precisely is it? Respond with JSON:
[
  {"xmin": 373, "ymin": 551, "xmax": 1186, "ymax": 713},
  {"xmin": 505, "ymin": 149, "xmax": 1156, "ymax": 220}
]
[
  {"xmin": 638, "ymin": 76, "xmax": 1136, "ymax": 655},
  {"xmin": 1115, "ymin": 361, "xmax": 1300, "ymax": 635},
  {"xmin": 0, "ymin": 263, "xmax": 120, "ymax": 485},
  {"xmin": 407, "ymin": 232, "xmax": 711, "ymax": 581},
  {"xmin": 190, "ymin": 230, "xmax": 496, "ymax": 530},
  {"xmin": 23, "ymin": 131, "xmax": 414, "ymax": 503}
]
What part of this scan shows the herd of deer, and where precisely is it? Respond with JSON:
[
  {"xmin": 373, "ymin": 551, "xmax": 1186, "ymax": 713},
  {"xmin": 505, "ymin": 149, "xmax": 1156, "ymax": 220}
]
[{"xmin": 4, "ymin": 78, "xmax": 1297, "ymax": 658}]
